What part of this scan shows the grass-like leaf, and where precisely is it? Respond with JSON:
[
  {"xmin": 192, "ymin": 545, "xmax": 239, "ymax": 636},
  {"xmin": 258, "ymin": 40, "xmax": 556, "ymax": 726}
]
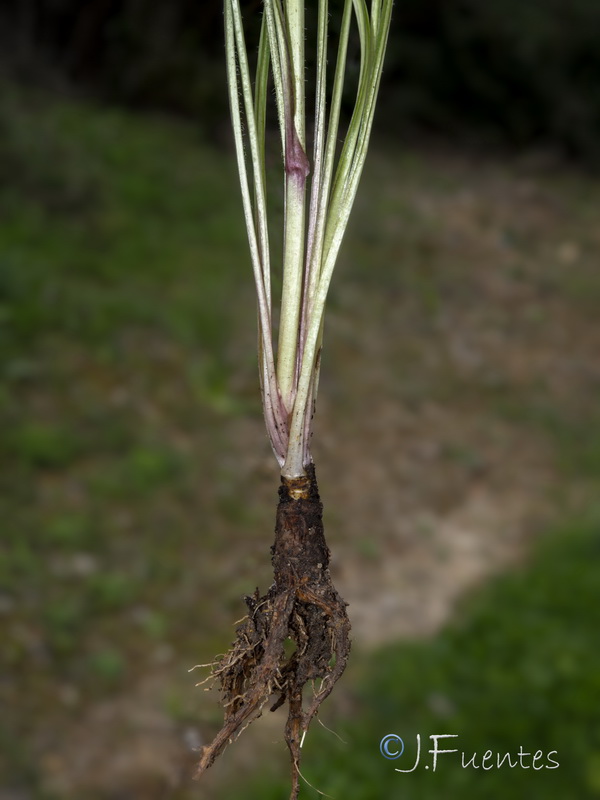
[{"xmin": 224, "ymin": 0, "xmax": 393, "ymax": 475}]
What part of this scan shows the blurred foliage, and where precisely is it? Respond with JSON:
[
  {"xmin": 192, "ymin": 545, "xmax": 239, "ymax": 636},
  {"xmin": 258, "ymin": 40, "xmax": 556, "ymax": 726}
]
[
  {"xmin": 0, "ymin": 84, "xmax": 253, "ymax": 725},
  {"xmin": 0, "ymin": 80, "xmax": 598, "ymax": 796},
  {"xmin": 387, "ymin": 0, "xmax": 600, "ymax": 160},
  {"xmin": 3, "ymin": 0, "xmax": 600, "ymax": 159},
  {"xmin": 0, "ymin": 82, "xmax": 246, "ymax": 365},
  {"xmin": 240, "ymin": 507, "xmax": 600, "ymax": 799}
]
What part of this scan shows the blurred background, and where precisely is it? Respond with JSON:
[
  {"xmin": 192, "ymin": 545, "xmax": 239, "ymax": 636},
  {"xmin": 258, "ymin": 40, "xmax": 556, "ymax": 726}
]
[{"xmin": 0, "ymin": 1, "xmax": 599, "ymax": 798}]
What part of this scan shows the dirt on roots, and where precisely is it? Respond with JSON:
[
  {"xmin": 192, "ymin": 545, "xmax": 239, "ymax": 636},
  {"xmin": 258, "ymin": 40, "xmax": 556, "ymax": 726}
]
[{"xmin": 194, "ymin": 464, "xmax": 350, "ymax": 799}]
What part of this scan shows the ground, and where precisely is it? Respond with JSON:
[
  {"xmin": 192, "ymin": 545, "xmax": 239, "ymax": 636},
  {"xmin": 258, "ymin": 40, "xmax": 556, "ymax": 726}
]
[{"xmin": 0, "ymin": 90, "xmax": 598, "ymax": 798}]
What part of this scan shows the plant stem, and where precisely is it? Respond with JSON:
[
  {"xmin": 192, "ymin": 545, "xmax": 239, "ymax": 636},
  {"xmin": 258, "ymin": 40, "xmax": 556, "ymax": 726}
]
[
  {"xmin": 225, "ymin": 0, "xmax": 393, "ymax": 475},
  {"xmin": 276, "ymin": 0, "xmax": 309, "ymax": 413},
  {"xmin": 199, "ymin": 1, "xmax": 395, "ymax": 790}
]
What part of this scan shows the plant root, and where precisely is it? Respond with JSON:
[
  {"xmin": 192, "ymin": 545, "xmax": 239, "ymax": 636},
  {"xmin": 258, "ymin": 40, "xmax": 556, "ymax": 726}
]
[{"xmin": 195, "ymin": 464, "xmax": 351, "ymax": 799}]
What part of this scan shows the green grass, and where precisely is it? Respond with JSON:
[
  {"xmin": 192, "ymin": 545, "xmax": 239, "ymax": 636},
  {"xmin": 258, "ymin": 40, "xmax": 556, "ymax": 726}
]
[
  {"xmin": 0, "ymin": 85, "xmax": 245, "ymax": 358},
  {"xmin": 0, "ymin": 86, "xmax": 261, "ymax": 787},
  {"xmin": 239, "ymin": 507, "xmax": 600, "ymax": 799},
  {"xmin": 1, "ymin": 82, "xmax": 599, "ymax": 798}
]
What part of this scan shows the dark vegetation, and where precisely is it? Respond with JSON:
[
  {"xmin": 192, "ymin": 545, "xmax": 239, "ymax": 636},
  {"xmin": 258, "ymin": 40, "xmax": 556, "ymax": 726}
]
[{"xmin": 3, "ymin": 0, "xmax": 600, "ymax": 160}]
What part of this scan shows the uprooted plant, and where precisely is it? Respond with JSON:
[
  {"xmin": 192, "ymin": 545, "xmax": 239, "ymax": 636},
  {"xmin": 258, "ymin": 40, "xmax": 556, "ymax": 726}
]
[{"xmin": 193, "ymin": 1, "xmax": 393, "ymax": 796}]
